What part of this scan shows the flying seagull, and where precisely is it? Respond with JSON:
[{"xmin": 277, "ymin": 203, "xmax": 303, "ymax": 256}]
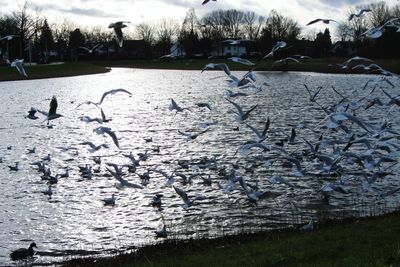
[
  {"xmin": 94, "ymin": 126, "xmax": 120, "ymax": 148},
  {"xmin": 349, "ymin": 9, "xmax": 371, "ymax": 21},
  {"xmin": 11, "ymin": 59, "xmax": 28, "ymax": 77},
  {"xmin": 108, "ymin": 21, "xmax": 130, "ymax": 47},
  {"xmin": 98, "ymin": 88, "xmax": 132, "ymax": 105},
  {"xmin": 202, "ymin": 0, "xmax": 216, "ymax": 5},
  {"xmin": 306, "ymin": 18, "xmax": 339, "ymax": 26}
]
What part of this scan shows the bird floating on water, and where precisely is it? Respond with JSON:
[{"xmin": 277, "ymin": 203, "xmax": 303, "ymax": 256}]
[{"xmin": 10, "ymin": 242, "xmax": 37, "ymax": 261}]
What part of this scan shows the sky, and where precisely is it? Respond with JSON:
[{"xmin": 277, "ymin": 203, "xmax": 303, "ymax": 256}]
[{"xmin": 0, "ymin": 0, "xmax": 398, "ymax": 35}]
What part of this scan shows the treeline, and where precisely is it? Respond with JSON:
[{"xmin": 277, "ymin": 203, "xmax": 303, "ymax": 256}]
[{"xmin": 0, "ymin": 1, "xmax": 399, "ymax": 63}]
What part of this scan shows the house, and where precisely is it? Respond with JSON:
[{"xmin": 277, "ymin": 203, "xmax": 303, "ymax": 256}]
[
  {"xmin": 210, "ymin": 39, "xmax": 256, "ymax": 57},
  {"xmin": 170, "ymin": 42, "xmax": 186, "ymax": 58}
]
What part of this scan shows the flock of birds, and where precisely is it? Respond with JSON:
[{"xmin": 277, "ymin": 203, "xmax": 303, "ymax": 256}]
[{"xmin": 2, "ymin": 3, "xmax": 400, "ymax": 263}]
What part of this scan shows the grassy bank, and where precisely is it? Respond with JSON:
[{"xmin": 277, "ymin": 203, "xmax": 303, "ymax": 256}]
[
  {"xmin": 0, "ymin": 62, "xmax": 110, "ymax": 81},
  {"xmin": 1, "ymin": 58, "xmax": 399, "ymax": 82},
  {"xmin": 63, "ymin": 211, "xmax": 400, "ymax": 267}
]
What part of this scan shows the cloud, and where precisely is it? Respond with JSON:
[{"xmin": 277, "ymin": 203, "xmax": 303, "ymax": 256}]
[{"xmin": 34, "ymin": 3, "xmax": 118, "ymax": 18}]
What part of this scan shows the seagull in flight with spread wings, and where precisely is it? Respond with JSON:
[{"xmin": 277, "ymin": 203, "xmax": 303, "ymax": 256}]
[
  {"xmin": 202, "ymin": 0, "xmax": 216, "ymax": 5},
  {"xmin": 98, "ymin": 88, "xmax": 132, "ymax": 105},
  {"xmin": 108, "ymin": 21, "xmax": 130, "ymax": 47},
  {"xmin": 306, "ymin": 18, "xmax": 339, "ymax": 26},
  {"xmin": 94, "ymin": 126, "xmax": 120, "ymax": 148},
  {"xmin": 349, "ymin": 9, "xmax": 371, "ymax": 21}
]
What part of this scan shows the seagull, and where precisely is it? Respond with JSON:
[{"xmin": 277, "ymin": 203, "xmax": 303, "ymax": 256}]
[
  {"xmin": 41, "ymin": 185, "xmax": 53, "ymax": 197},
  {"xmin": 98, "ymin": 88, "xmax": 132, "ymax": 105},
  {"xmin": 301, "ymin": 218, "xmax": 315, "ymax": 231},
  {"xmin": 306, "ymin": 18, "xmax": 339, "ymax": 26},
  {"xmin": 272, "ymin": 57, "xmax": 302, "ymax": 67},
  {"xmin": 8, "ymin": 162, "xmax": 19, "ymax": 171},
  {"xmin": 169, "ymin": 98, "xmax": 190, "ymax": 112},
  {"xmin": 225, "ymin": 89, "xmax": 248, "ymax": 98},
  {"xmin": 25, "ymin": 108, "xmax": 38, "ymax": 120},
  {"xmin": 263, "ymin": 41, "xmax": 287, "ymax": 59},
  {"xmin": 108, "ymin": 21, "xmax": 130, "ymax": 47},
  {"xmin": 10, "ymin": 242, "xmax": 37, "ymax": 261},
  {"xmin": 79, "ymin": 141, "xmax": 109, "ymax": 152},
  {"xmin": 94, "ymin": 126, "xmax": 120, "ymax": 148},
  {"xmin": 80, "ymin": 116, "xmax": 103, "ymax": 124},
  {"xmin": 268, "ymin": 175, "xmax": 294, "ymax": 188},
  {"xmin": 37, "ymin": 96, "xmax": 63, "ymax": 124},
  {"xmin": 194, "ymin": 102, "xmax": 212, "ymax": 111},
  {"xmin": 79, "ymin": 43, "xmax": 100, "ymax": 54},
  {"xmin": 202, "ymin": 0, "xmax": 216, "ymax": 5},
  {"xmin": 76, "ymin": 101, "xmax": 100, "ymax": 109},
  {"xmin": 102, "ymin": 194, "xmax": 116, "ymax": 205},
  {"xmin": 228, "ymin": 57, "xmax": 255, "ymax": 66},
  {"xmin": 304, "ymin": 84, "xmax": 322, "ymax": 102},
  {"xmin": 178, "ymin": 129, "xmax": 209, "ymax": 140},
  {"xmin": 244, "ymin": 119, "xmax": 270, "ymax": 143},
  {"xmin": 155, "ymin": 224, "xmax": 168, "ymax": 237},
  {"xmin": 11, "ymin": 59, "xmax": 28, "ymax": 77},
  {"xmin": 349, "ymin": 9, "xmax": 371, "ymax": 21},
  {"xmin": 107, "ymin": 167, "xmax": 144, "ymax": 189},
  {"xmin": 0, "ymin": 34, "xmax": 18, "ymax": 41},
  {"xmin": 201, "ymin": 63, "xmax": 231, "ymax": 76},
  {"xmin": 173, "ymin": 186, "xmax": 205, "ymax": 209},
  {"xmin": 226, "ymin": 98, "xmax": 258, "ymax": 122}
]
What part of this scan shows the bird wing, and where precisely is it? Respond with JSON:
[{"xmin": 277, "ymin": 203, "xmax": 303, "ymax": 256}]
[
  {"xmin": 104, "ymin": 128, "xmax": 120, "ymax": 148},
  {"xmin": 173, "ymin": 186, "xmax": 189, "ymax": 203},
  {"xmin": 226, "ymin": 98, "xmax": 243, "ymax": 115},
  {"xmin": 48, "ymin": 96, "xmax": 58, "ymax": 117},
  {"xmin": 306, "ymin": 19, "xmax": 321, "ymax": 25}
]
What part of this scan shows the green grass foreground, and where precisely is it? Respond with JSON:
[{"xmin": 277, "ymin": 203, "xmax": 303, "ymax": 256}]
[
  {"xmin": 63, "ymin": 211, "xmax": 400, "ymax": 267},
  {"xmin": 1, "ymin": 58, "xmax": 399, "ymax": 82}
]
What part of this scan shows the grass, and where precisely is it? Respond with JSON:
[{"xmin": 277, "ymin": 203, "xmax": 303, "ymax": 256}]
[
  {"xmin": 1, "ymin": 58, "xmax": 399, "ymax": 82},
  {"xmin": 0, "ymin": 62, "xmax": 110, "ymax": 81},
  {"xmin": 63, "ymin": 211, "xmax": 400, "ymax": 267}
]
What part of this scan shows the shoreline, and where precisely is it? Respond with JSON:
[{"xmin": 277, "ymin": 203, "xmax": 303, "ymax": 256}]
[
  {"xmin": 61, "ymin": 209, "xmax": 400, "ymax": 266},
  {"xmin": 0, "ymin": 58, "xmax": 399, "ymax": 82}
]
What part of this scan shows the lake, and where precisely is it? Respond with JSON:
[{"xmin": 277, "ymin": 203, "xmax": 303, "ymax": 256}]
[{"xmin": 0, "ymin": 68, "xmax": 399, "ymax": 265}]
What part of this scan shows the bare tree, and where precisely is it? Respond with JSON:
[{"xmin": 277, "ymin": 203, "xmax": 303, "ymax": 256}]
[
  {"xmin": 52, "ymin": 19, "xmax": 78, "ymax": 43},
  {"xmin": 223, "ymin": 9, "xmax": 244, "ymax": 38},
  {"xmin": 242, "ymin": 11, "xmax": 265, "ymax": 40},
  {"xmin": 368, "ymin": 1, "xmax": 391, "ymax": 27},
  {"xmin": 155, "ymin": 19, "xmax": 179, "ymax": 43},
  {"xmin": 136, "ymin": 23, "xmax": 155, "ymax": 45},
  {"xmin": 263, "ymin": 10, "xmax": 301, "ymax": 40},
  {"xmin": 12, "ymin": 1, "xmax": 38, "ymax": 57},
  {"xmin": 182, "ymin": 8, "xmax": 200, "ymax": 33},
  {"xmin": 201, "ymin": 10, "xmax": 227, "ymax": 40},
  {"xmin": 154, "ymin": 19, "xmax": 179, "ymax": 55}
]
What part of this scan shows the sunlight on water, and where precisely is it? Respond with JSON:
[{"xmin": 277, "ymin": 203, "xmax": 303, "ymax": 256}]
[{"xmin": 0, "ymin": 68, "xmax": 399, "ymax": 264}]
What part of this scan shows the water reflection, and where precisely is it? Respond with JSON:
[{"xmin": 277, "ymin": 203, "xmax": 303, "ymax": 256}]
[{"xmin": 0, "ymin": 68, "xmax": 399, "ymax": 264}]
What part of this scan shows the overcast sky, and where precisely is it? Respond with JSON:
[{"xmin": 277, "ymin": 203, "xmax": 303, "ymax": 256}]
[{"xmin": 1, "ymin": 0, "xmax": 398, "ymax": 34}]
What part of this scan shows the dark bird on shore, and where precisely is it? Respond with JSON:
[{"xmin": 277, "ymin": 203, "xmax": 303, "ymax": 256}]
[
  {"xmin": 10, "ymin": 242, "xmax": 37, "ymax": 261},
  {"xmin": 306, "ymin": 18, "xmax": 339, "ymax": 26},
  {"xmin": 108, "ymin": 21, "xmax": 130, "ymax": 47}
]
